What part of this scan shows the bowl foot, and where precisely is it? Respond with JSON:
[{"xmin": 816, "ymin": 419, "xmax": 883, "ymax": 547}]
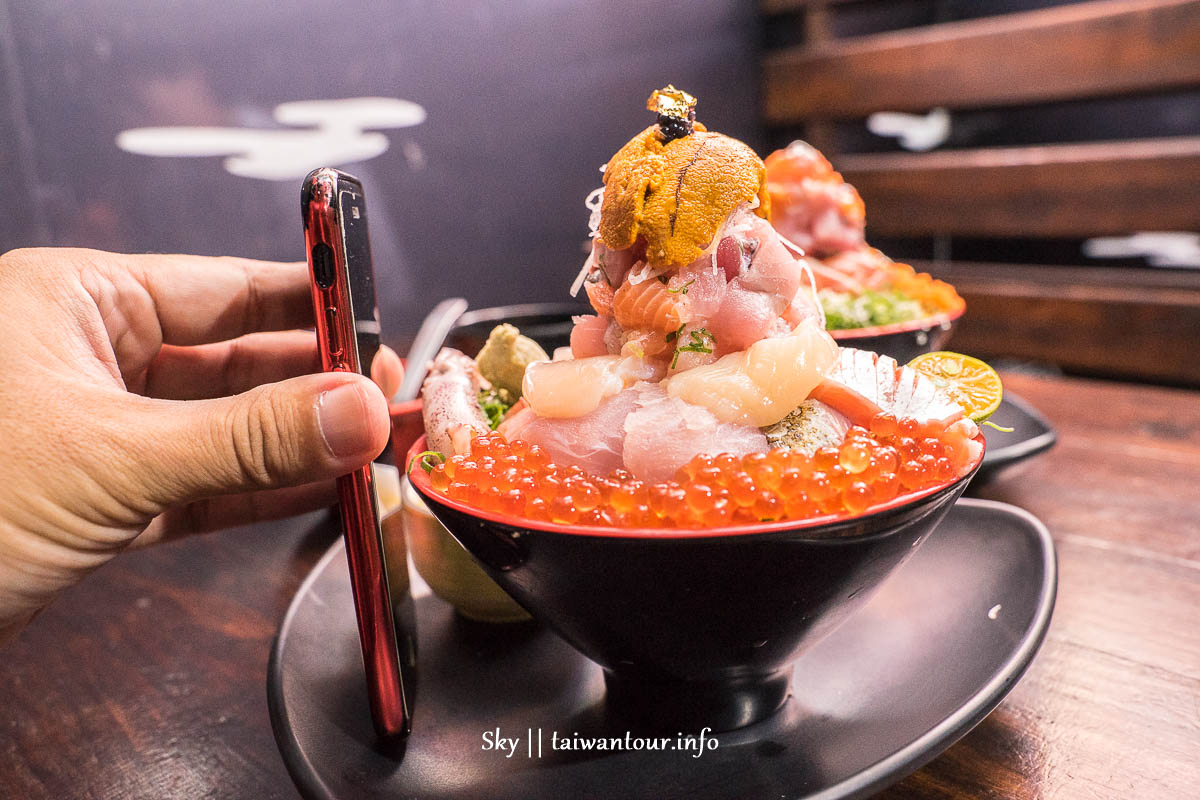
[{"xmin": 601, "ymin": 668, "xmax": 791, "ymax": 733}]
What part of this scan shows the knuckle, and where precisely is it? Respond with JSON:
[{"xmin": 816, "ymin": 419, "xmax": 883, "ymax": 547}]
[
  {"xmin": 225, "ymin": 386, "xmax": 302, "ymax": 489},
  {"xmin": 1, "ymin": 246, "xmax": 46, "ymax": 263},
  {"xmin": 234, "ymin": 259, "xmax": 266, "ymax": 334},
  {"xmin": 0, "ymin": 248, "xmax": 44, "ymax": 281},
  {"xmin": 222, "ymin": 337, "xmax": 254, "ymax": 396}
]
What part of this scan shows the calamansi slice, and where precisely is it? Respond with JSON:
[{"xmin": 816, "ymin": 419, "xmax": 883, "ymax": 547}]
[{"xmin": 908, "ymin": 351, "xmax": 1003, "ymax": 423}]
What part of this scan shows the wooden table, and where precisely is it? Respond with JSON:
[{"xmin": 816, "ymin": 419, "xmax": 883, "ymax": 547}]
[{"xmin": 2, "ymin": 372, "xmax": 1197, "ymax": 799}]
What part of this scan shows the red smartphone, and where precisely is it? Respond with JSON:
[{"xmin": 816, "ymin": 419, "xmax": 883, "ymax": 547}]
[{"xmin": 301, "ymin": 167, "xmax": 413, "ymax": 738}]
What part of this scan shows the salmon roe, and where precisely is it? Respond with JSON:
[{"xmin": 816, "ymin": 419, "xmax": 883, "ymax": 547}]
[{"xmin": 423, "ymin": 419, "xmax": 972, "ymax": 529}]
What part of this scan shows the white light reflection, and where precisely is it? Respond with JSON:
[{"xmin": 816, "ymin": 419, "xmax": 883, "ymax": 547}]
[{"xmin": 116, "ymin": 97, "xmax": 426, "ymax": 181}]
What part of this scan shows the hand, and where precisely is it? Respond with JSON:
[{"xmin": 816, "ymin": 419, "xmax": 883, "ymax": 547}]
[{"xmin": 0, "ymin": 248, "xmax": 402, "ymax": 641}]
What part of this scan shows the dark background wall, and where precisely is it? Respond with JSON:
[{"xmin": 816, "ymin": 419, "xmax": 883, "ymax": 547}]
[
  {"xmin": 0, "ymin": 0, "xmax": 760, "ymax": 349},
  {"xmin": 4, "ymin": 0, "xmax": 1196, "ymax": 353}
]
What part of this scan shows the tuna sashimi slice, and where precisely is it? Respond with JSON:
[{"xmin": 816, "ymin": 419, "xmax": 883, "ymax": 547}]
[
  {"xmin": 569, "ymin": 314, "xmax": 611, "ymax": 359},
  {"xmin": 707, "ymin": 276, "xmax": 782, "ymax": 353}
]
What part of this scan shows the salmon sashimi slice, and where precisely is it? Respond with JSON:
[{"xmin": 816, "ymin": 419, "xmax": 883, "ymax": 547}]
[
  {"xmin": 585, "ymin": 279, "xmax": 616, "ymax": 317},
  {"xmin": 612, "ymin": 275, "xmax": 686, "ymax": 334}
]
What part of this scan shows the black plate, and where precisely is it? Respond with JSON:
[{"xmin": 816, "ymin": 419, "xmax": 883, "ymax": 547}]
[
  {"xmin": 268, "ymin": 499, "xmax": 1055, "ymax": 800},
  {"xmin": 977, "ymin": 392, "xmax": 1058, "ymax": 480}
]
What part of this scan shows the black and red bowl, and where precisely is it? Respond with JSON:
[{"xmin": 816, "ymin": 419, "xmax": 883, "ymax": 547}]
[{"xmin": 408, "ymin": 434, "xmax": 984, "ymax": 732}]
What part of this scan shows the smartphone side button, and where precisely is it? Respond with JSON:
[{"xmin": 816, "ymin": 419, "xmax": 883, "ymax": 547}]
[{"xmin": 325, "ymin": 307, "xmax": 342, "ymax": 357}]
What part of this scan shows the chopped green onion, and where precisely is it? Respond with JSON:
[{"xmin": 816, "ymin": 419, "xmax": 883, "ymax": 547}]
[
  {"xmin": 671, "ymin": 328, "xmax": 715, "ymax": 369},
  {"xmin": 478, "ymin": 389, "xmax": 511, "ymax": 430},
  {"xmin": 819, "ymin": 288, "xmax": 926, "ymax": 330},
  {"xmin": 408, "ymin": 450, "xmax": 445, "ymax": 475},
  {"xmin": 667, "ymin": 278, "xmax": 695, "ymax": 295},
  {"xmin": 679, "ymin": 328, "xmax": 715, "ymax": 353}
]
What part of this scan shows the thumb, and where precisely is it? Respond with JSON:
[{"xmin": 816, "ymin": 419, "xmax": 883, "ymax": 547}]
[{"xmin": 139, "ymin": 372, "xmax": 391, "ymax": 509}]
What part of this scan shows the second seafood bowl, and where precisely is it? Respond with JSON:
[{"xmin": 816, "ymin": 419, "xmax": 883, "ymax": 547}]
[
  {"xmin": 828, "ymin": 307, "xmax": 963, "ymax": 364},
  {"xmin": 766, "ymin": 140, "xmax": 966, "ymax": 361}
]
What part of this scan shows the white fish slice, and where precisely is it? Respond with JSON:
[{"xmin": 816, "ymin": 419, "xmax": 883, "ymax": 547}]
[{"xmin": 827, "ymin": 348, "xmax": 964, "ymax": 424}]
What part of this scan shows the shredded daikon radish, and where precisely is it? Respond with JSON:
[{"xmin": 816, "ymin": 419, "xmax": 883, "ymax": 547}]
[
  {"xmin": 706, "ymin": 201, "xmax": 762, "ymax": 273},
  {"xmin": 776, "ymin": 230, "xmax": 807, "ymax": 258},
  {"xmin": 799, "ymin": 256, "xmax": 826, "ymax": 330},
  {"xmin": 585, "ymin": 186, "xmax": 604, "ymax": 239},
  {"xmin": 627, "ymin": 260, "xmax": 671, "ymax": 286},
  {"xmin": 568, "ymin": 248, "xmax": 596, "ymax": 297},
  {"xmin": 569, "ymin": 185, "xmax": 608, "ymax": 297}
]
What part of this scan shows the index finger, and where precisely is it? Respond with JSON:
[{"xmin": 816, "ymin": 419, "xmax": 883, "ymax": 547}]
[{"xmin": 125, "ymin": 253, "xmax": 314, "ymax": 345}]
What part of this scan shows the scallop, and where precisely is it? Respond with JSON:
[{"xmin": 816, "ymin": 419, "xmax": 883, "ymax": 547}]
[{"xmin": 664, "ymin": 318, "xmax": 838, "ymax": 427}]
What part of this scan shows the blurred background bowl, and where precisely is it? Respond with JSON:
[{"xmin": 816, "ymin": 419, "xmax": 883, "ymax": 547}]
[
  {"xmin": 828, "ymin": 304, "xmax": 965, "ymax": 363},
  {"xmin": 446, "ymin": 302, "xmax": 586, "ymax": 356}
]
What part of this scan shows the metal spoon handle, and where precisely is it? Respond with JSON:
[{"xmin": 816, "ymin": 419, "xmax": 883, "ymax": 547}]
[{"xmin": 395, "ymin": 297, "xmax": 468, "ymax": 402}]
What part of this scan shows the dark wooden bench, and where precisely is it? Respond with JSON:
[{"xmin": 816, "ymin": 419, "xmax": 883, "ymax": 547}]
[{"xmin": 761, "ymin": 0, "xmax": 1200, "ymax": 385}]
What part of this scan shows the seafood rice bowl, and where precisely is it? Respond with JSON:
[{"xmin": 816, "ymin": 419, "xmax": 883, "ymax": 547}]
[{"xmin": 412, "ymin": 86, "xmax": 993, "ymax": 531}]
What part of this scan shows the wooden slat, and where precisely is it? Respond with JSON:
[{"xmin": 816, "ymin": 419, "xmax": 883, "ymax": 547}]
[
  {"xmin": 913, "ymin": 260, "xmax": 1200, "ymax": 386},
  {"xmin": 763, "ymin": 0, "xmax": 1200, "ymax": 122},
  {"xmin": 804, "ymin": 1, "xmax": 834, "ymax": 43},
  {"xmin": 835, "ymin": 137, "xmax": 1200, "ymax": 238},
  {"xmin": 804, "ymin": 120, "xmax": 837, "ymax": 156},
  {"xmin": 760, "ymin": 0, "xmax": 856, "ymax": 15}
]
